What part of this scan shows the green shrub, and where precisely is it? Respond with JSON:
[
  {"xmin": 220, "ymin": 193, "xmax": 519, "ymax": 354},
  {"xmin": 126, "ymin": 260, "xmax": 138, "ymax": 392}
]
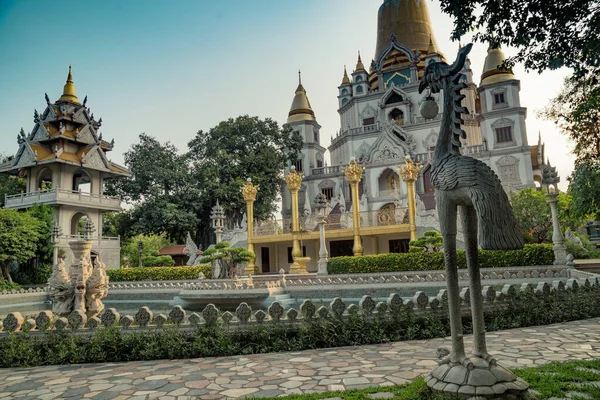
[
  {"xmin": 107, "ymin": 265, "xmax": 211, "ymax": 282},
  {"xmin": 328, "ymin": 244, "xmax": 554, "ymax": 274},
  {"xmin": 0, "ymin": 278, "xmax": 21, "ymax": 291},
  {"xmin": 1, "ymin": 278, "xmax": 599, "ymax": 368},
  {"xmin": 141, "ymin": 255, "xmax": 175, "ymax": 267}
]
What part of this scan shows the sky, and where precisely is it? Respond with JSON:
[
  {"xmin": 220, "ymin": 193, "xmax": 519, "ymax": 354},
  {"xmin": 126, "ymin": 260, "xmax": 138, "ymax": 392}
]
[{"xmin": 0, "ymin": 0, "xmax": 574, "ymax": 190}]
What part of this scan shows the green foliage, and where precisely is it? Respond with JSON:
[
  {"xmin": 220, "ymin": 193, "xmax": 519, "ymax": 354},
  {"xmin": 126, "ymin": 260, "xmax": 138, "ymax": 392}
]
[
  {"xmin": 0, "ymin": 209, "xmax": 43, "ymax": 283},
  {"xmin": 0, "ymin": 278, "xmax": 21, "ymax": 291},
  {"xmin": 2, "ymin": 279, "xmax": 600, "ymax": 368},
  {"xmin": 120, "ymin": 233, "xmax": 173, "ymax": 266},
  {"xmin": 567, "ymin": 160, "xmax": 600, "ymax": 221},
  {"xmin": 106, "ymin": 264, "xmax": 211, "ymax": 282},
  {"xmin": 509, "ymin": 188, "xmax": 552, "ymax": 243},
  {"xmin": 141, "ymin": 255, "xmax": 175, "ymax": 267},
  {"xmin": 328, "ymin": 244, "xmax": 554, "ymax": 274},
  {"xmin": 199, "ymin": 242, "xmax": 254, "ymax": 278},
  {"xmin": 0, "ymin": 154, "xmax": 26, "ymax": 208},
  {"xmin": 409, "ymin": 230, "xmax": 443, "ymax": 252}
]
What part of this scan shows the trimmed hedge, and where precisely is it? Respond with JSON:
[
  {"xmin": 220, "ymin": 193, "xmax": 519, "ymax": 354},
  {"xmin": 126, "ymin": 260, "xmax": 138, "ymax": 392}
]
[
  {"xmin": 141, "ymin": 255, "xmax": 175, "ymax": 267},
  {"xmin": 328, "ymin": 244, "xmax": 554, "ymax": 274},
  {"xmin": 107, "ymin": 265, "xmax": 211, "ymax": 282}
]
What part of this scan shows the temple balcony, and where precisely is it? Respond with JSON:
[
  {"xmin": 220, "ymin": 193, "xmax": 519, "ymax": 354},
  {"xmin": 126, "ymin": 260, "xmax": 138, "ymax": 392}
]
[
  {"xmin": 311, "ymin": 165, "xmax": 341, "ymax": 176},
  {"xmin": 415, "ymin": 142, "xmax": 488, "ymax": 163},
  {"xmin": 4, "ymin": 188, "xmax": 122, "ymax": 211}
]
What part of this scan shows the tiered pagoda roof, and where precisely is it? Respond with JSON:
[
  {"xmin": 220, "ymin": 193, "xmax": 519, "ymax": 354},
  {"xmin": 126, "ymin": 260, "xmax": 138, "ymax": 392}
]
[{"xmin": 0, "ymin": 67, "xmax": 129, "ymax": 176}]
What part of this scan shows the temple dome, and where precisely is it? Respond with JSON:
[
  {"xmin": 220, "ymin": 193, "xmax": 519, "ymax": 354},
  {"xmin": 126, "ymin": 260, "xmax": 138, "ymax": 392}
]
[
  {"xmin": 481, "ymin": 46, "xmax": 515, "ymax": 86},
  {"xmin": 288, "ymin": 71, "xmax": 315, "ymax": 123},
  {"xmin": 57, "ymin": 66, "xmax": 81, "ymax": 105},
  {"xmin": 374, "ymin": 0, "xmax": 441, "ymax": 61}
]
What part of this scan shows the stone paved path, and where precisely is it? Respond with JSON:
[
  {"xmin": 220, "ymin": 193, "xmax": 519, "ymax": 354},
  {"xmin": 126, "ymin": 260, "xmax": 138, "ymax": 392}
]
[{"xmin": 1, "ymin": 318, "xmax": 600, "ymax": 400}]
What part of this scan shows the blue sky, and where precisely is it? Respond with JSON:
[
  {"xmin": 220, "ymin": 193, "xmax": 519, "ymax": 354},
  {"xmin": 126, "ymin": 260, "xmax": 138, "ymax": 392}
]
[{"xmin": 0, "ymin": 0, "xmax": 574, "ymax": 189}]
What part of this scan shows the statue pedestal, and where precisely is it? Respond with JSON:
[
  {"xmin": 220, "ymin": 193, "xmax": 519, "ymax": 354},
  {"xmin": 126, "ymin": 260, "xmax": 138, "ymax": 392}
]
[
  {"xmin": 426, "ymin": 357, "xmax": 530, "ymax": 399},
  {"xmin": 290, "ymin": 256, "xmax": 310, "ymax": 274}
]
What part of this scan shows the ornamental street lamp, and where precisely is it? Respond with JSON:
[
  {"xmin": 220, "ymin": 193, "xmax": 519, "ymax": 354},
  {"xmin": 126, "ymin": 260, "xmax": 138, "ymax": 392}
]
[
  {"xmin": 210, "ymin": 200, "xmax": 225, "ymax": 244},
  {"xmin": 542, "ymin": 166, "xmax": 567, "ymax": 265},
  {"xmin": 315, "ymin": 193, "xmax": 329, "ymax": 275}
]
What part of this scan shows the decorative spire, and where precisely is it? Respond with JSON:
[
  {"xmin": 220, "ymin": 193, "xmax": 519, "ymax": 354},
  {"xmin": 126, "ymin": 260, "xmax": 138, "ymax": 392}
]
[
  {"xmin": 355, "ymin": 52, "xmax": 365, "ymax": 72},
  {"xmin": 427, "ymin": 36, "xmax": 436, "ymax": 54},
  {"xmin": 298, "ymin": 69, "xmax": 302, "ymax": 86},
  {"xmin": 57, "ymin": 65, "xmax": 81, "ymax": 105},
  {"xmin": 341, "ymin": 66, "xmax": 351, "ymax": 85},
  {"xmin": 480, "ymin": 46, "xmax": 515, "ymax": 86},
  {"xmin": 288, "ymin": 71, "xmax": 315, "ymax": 123}
]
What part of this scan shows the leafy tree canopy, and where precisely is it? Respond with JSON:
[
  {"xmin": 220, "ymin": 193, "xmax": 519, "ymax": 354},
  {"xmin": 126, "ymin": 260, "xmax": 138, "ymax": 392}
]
[
  {"xmin": 0, "ymin": 154, "xmax": 26, "ymax": 207},
  {"xmin": 567, "ymin": 160, "xmax": 600, "ymax": 221},
  {"xmin": 440, "ymin": 0, "xmax": 599, "ymax": 75},
  {"xmin": 120, "ymin": 233, "xmax": 173, "ymax": 267},
  {"xmin": 0, "ymin": 209, "xmax": 43, "ymax": 283}
]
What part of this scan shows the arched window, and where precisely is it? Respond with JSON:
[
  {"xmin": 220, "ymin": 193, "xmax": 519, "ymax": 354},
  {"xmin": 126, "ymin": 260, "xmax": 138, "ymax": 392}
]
[
  {"xmin": 356, "ymin": 86, "xmax": 364, "ymax": 94},
  {"xmin": 72, "ymin": 170, "xmax": 91, "ymax": 193},
  {"xmin": 37, "ymin": 168, "xmax": 53, "ymax": 191},
  {"xmin": 356, "ymin": 76, "xmax": 363, "ymax": 82},
  {"xmin": 378, "ymin": 168, "xmax": 401, "ymax": 197},
  {"xmin": 342, "ymin": 89, "xmax": 348, "ymax": 95},
  {"xmin": 342, "ymin": 98, "xmax": 349, "ymax": 105},
  {"xmin": 71, "ymin": 212, "xmax": 91, "ymax": 236},
  {"xmin": 389, "ymin": 108, "xmax": 404, "ymax": 125}
]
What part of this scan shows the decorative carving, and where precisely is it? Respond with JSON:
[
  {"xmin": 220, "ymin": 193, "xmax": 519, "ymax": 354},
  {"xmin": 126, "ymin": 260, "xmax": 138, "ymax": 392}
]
[
  {"xmin": 82, "ymin": 148, "xmax": 109, "ymax": 170},
  {"xmin": 344, "ymin": 159, "xmax": 364, "ymax": 184},
  {"xmin": 241, "ymin": 178, "xmax": 259, "ymax": 201},
  {"xmin": 185, "ymin": 232, "xmax": 201, "ymax": 266},
  {"xmin": 419, "ymin": 43, "xmax": 529, "ymax": 397},
  {"xmin": 284, "ymin": 167, "xmax": 303, "ymax": 192},
  {"xmin": 399, "ymin": 155, "xmax": 423, "ymax": 182},
  {"xmin": 496, "ymin": 155, "xmax": 521, "ymax": 182}
]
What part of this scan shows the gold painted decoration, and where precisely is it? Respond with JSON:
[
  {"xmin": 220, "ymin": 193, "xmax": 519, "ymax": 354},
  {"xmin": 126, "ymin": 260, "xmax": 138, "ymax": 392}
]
[
  {"xmin": 344, "ymin": 159, "xmax": 364, "ymax": 184},
  {"xmin": 285, "ymin": 167, "xmax": 303, "ymax": 191},
  {"xmin": 399, "ymin": 156, "xmax": 422, "ymax": 182},
  {"xmin": 241, "ymin": 178, "xmax": 259, "ymax": 202}
]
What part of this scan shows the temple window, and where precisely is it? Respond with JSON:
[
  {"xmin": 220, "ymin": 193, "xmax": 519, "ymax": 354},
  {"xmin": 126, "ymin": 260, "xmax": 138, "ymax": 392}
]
[
  {"xmin": 363, "ymin": 117, "xmax": 375, "ymax": 126},
  {"xmin": 356, "ymin": 86, "xmax": 364, "ymax": 94},
  {"xmin": 321, "ymin": 187, "xmax": 334, "ymax": 201},
  {"xmin": 356, "ymin": 76, "xmax": 363, "ymax": 82},
  {"xmin": 37, "ymin": 168, "xmax": 53, "ymax": 191},
  {"xmin": 342, "ymin": 98, "xmax": 349, "ymax": 105},
  {"xmin": 342, "ymin": 89, "xmax": 348, "ymax": 95},
  {"xmin": 389, "ymin": 108, "xmax": 404, "ymax": 125},
  {"xmin": 494, "ymin": 93, "xmax": 505, "ymax": 104},
  {"xmin": 72, "ymin": 169, "xmax": 92, "ymax": 193},
  {"xmin": 294, "ymin": 159, "xmax": 303, "ymax": 172},
  {"xmin": 495, "ymin": 127, "xmax": 513, "ymax": 143}
]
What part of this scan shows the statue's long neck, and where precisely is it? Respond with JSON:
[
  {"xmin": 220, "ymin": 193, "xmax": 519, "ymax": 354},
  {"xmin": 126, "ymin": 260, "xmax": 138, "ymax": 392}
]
[{"xmin": 433, "ymin": 78, "xmax": 465, "ymax": 165}]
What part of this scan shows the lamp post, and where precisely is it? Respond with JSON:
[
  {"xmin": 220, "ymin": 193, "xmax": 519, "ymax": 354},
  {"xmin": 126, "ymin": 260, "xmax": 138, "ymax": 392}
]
[
  {"xmin": 344, "ymin": 158, "xmax": 365, "ymax": 256},
  {"xmin": 315, "ymin": 193, "xmax": 329, "ymax": 275},
  {"xmin": 241, "ymin": 178, "xmax": 259, "ymax": 275},
  {"xmin": 210, "ymin": 200, "xmax": 225, "ymax": 244},
  {"xmin": 399, "ymin": 155, "xmax": 423, "ymax": 241},
  {"xmin": 542, "ymin": 166, "xmax": 567, "ymax": 265},
  {"xmin": 137, "ymin": 240, "xmax": 143, "ymax": 268},
  {"xmin": 51, "ymin": 224, "xmax": 62, "ymax": 266}
]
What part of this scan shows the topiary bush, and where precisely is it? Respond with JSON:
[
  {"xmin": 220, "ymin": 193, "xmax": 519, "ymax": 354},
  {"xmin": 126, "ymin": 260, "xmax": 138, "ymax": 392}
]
[
  {"xmin": 141, "ymin": 255, "xmax": 175, "ymax": 267},
  {"xmin": 328, "ymin": 244, "xmax": 554, "ymax": 274},
  {"xmin": 107, "ymin": 265, "xmax": 211, "ymax": 282}
]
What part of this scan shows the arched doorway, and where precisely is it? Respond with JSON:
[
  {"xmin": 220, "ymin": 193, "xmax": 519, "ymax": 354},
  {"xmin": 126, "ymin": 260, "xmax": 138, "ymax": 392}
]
[
  {"xmin": 72, "ymin": 170, "xmax": 91, "ymax": 193},
  {"xmin": 71, "ymin": 212, "xmax": 91, "ymax": 237},
  {"xmin": 378, "ymin": 168, "xmax": 400, "ymax": 197},
  {"xmin": 37, "ymin": 168, "xmax": 53, "ymax": 191}
]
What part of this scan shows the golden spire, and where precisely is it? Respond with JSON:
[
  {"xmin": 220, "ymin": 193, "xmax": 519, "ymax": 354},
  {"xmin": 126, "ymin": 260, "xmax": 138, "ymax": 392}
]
[
  {"xmin": 288, "ymin": 71, "xmax": 315, "ymax": 123},
  {"xmin": 427, "ymin": 36, "xmax": 436, "ymax": 54},
  {"xmin": 57, "ymin": 65, "xmax": 81, "ymax": 105},
  {"xmin": 480, "ymin": 45, "xmax": 515, "ymax": 86},
  {"xmin": 341, "ymin": 66, "xmax": 351, "ymax": 85},
  {"xmin": 355, "ymin": 52, "xmax": 366, "ymax": 72}
]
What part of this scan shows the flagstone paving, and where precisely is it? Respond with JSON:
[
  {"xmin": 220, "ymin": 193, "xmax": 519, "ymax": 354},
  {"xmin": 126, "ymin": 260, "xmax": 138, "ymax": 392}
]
[{"xmin": 1, "ymin": 318, "xmax": 600, "ymax": 399}]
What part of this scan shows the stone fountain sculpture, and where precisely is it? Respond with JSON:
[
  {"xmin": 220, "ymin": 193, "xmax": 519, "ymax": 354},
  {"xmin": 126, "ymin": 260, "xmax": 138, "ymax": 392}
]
[
  {"xmin": 418, "ymin": 44, "xmax": 530, "ymax": 399},
  {"xmin": 47, "ymin": 222, "xmax": 108, "ymax": 320}
]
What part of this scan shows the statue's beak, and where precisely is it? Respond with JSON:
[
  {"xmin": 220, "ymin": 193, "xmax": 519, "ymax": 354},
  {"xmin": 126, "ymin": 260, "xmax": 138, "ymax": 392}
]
[{"xmin": 418, "ymin": 78, "xmax": 428, "ymax": 94}]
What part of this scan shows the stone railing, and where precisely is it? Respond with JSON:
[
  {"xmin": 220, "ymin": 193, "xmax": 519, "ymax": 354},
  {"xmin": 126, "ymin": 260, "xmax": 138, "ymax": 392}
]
[
  {"xmin": 0, "ymin": 287, "xmax": 47, "ymax": 296},
  {"xmin": 311, "ymin": 165, "xmax": 341, "ymax": 176},
  {"xmin": 360, "ymin": 208, "xmax": 409, "ymax": 228},
  {"xmin": 415, "ymin": 143, "xmax": 488, "ymax": 163},
  {"xmin": 5, "ymin": 189, "xmax": 121, "ymax": 210},
  {"xmin": 1, "ymin": 276, "xmax": 597, "ymax": 334}
]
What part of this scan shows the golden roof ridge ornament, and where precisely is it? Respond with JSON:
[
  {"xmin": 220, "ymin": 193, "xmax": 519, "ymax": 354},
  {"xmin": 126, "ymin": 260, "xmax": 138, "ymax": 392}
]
[
  {"xmin": 355, "ymin": 52, "xmax": 366, "ymax": 72},
  {"xmin": 341, "ymin": 65, "xmax": 351, "ymax": 85},
  {"xmin": 241, "ymin": 178, "xmax": 259, "ymax": 202},
  {"xmin": 57, "ymin": 65, "xmax": 81, "ymax": 105},
  {"xmin": 285, "ymin": 166, "xmax": 303, "ymax": 191},
  {"xmin": 344, "ymin": 157, "xmax": 364, "ymax": 183},
  {"xmin": 399, "ymin": 155, "xmax": 422, "ymax": 182}
]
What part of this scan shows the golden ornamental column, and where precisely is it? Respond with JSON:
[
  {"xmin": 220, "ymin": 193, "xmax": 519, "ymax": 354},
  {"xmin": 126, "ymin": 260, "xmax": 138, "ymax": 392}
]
[
  {"xmin": 344, "ymin": 158, "xmax": 365, "ymax": 256},
  {"xmin": 399, "ymin": 156, "xmax": 422, "ymax": 241},
  {"xmin": 285, "ymin": 166, "xmax": 307, "ymax": 273},
  {"xmin": 241, "ymin": 178, "xmax": 259, "ymax": 275}
]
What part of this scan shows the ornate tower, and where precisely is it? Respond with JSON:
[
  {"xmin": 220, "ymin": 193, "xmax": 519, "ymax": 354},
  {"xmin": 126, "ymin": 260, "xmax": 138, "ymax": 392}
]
[{"xmin": 0, "ymin": 67, "xmax": 130, "ymax": 269}]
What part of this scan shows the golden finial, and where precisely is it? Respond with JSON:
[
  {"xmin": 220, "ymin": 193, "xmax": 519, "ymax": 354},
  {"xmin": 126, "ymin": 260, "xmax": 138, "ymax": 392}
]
[
  {"xmin": 355, "ymin": 51, "xmax": 365, "ymax": 72},
  {"xmin": 427, "ymin": 36, "xmax": 436, "ymax": 54},
  {"xmin": 58, "ymin": 65, "xmax": 81, "ymax": 105},
  {"xmin": 341, "ymin": 66, "xmax": 351, "ymax": 85},
  {"xmin": 399, "ymin": 155, "xmax": 422, "ymax": 182},
  {"xmin": 285, "ymin": 166, "xmax": 303, "ymax": 191},
  {"xmin": 241, "ymin": 178, "xmax": 259, "ymax": 202},
  {"xmin": 344, "ymin": 158, "xmax": 364, "ymax": 184}
]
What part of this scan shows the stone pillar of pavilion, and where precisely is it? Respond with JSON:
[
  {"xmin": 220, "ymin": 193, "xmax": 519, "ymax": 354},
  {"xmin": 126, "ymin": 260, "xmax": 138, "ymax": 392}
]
[
  {"xmin": 344, "ymin": 158, "xmax": 365, "ymax": 256},
  {"xmin": 241, "ymin": 178, "xmax": 259, "ymax": 275},
  {"xmin": 399, "ymin": 155, "xmax": 422, "ymax": 241},
  {"xmin": 542, "ymin": 166, "xmax": 567, "ymax": 265}
]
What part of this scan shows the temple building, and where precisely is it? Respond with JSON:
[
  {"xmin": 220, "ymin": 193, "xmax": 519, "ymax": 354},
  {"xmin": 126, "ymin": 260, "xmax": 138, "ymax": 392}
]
[
  {"xmin": 245, "ymin": 0, "xmax": 550, "ymax": 274},
  {"xmin": 0, "ymin": 67, "xmax": 129, "ymax": 269}
]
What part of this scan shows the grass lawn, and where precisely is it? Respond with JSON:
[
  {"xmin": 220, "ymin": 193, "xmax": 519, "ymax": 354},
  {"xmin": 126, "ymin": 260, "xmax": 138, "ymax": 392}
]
[{"xmin": 251, "ymin": 359, "xmax": 600, "ymax": 399}]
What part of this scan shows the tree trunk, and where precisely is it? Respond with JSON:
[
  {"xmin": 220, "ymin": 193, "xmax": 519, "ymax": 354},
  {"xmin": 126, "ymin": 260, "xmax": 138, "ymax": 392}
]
[{"xmin": 1, "ymin": 263, "xmax": 13, "ymax": 283}]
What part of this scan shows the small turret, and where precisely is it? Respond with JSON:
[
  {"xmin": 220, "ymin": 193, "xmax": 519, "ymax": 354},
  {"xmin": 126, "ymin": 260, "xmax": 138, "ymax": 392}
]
[{"xmin": 480, "ymin": 46, "xmax": 515, "ymax": 86}]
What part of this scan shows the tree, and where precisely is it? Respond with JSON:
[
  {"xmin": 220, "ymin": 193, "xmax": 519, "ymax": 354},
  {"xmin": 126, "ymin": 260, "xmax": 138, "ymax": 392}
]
[
  {"xmin": 0, "ymin": 154, "xmax": 26, "ymax": 207},
  {"xmin": 0, "ymin": 209, "xmax": 42, "ymax": 283},
  {"xmin": 409, "ymin": 230, "xmax": 443, "ymax": 252},
  {"xmin": 567, "ymin": 160, "xmax": 600, "ymax": 221},
  {"xmin": 197, "ymin": 242, "xmax": 254, "ymax": 279},
  {"xmin": 120, "ymin": 233, "xmax": 173, "ymax": 267},
  {"xmin": 187, "ymin": 115, "xmax": 302, "ymax": 248},
  {"xmin": 509, "ymin": 188, "xmax": 552, "ymax": 243},
  {"xmin": 439, "ymin": 0, "xmax": 599, "ymax": 75},
  {"xmin": 105, "ymin": 133, "xmax": 198, "ymax": 243}
]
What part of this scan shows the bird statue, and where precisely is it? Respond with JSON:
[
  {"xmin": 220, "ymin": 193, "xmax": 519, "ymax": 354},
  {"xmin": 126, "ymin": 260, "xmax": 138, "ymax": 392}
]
[{"xmin": 419, "ymin": 43, "xmax": 529, "ymax": 398}]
